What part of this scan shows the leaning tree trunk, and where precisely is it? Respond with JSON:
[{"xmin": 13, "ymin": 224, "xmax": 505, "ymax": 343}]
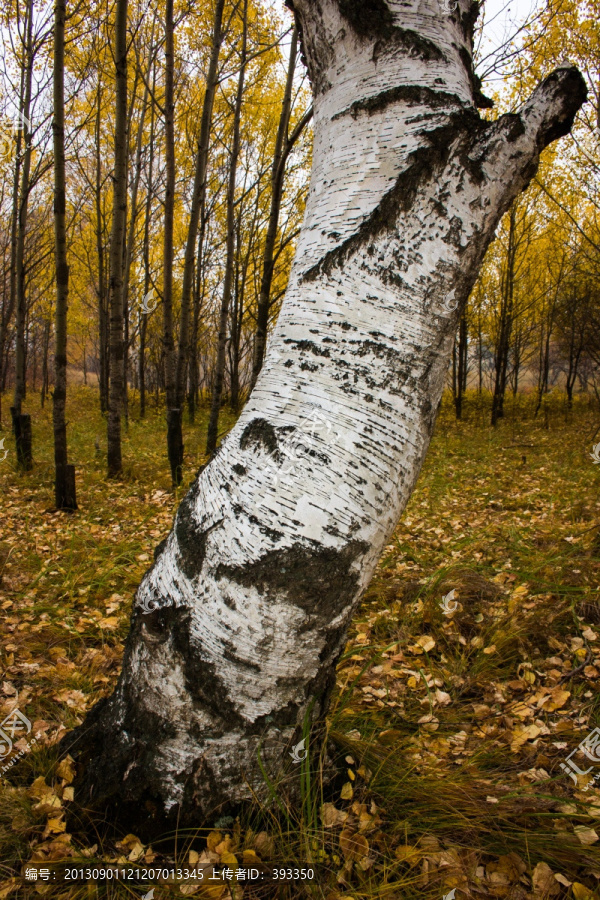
[{"xmin": 64, "ymin": 0, "xmax": 586, "ymax": 838}]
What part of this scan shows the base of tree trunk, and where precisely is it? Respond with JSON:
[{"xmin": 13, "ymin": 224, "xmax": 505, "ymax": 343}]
[
  {"xmin": 60, "ymin": 612, "xmax": 340, "ymax": 840},
  {"xmin": 167, "ymin": 407, "xmax": 183, "ymax": 485},
  {"xmin": 10, "ymin": 408, "xmax": 33, "ymax": 470},
  {"xmin": 55, "ymin": 463, "xmax": 77, "ymax": 511}
]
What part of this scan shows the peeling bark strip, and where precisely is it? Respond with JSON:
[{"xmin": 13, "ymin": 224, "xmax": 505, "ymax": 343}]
[{"xmin": 64, "ymin": 0, "xmax": 586, "ymax": 836}]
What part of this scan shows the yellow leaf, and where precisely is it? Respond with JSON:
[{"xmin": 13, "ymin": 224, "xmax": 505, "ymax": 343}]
[
  {"xmin": 416, "ymin": 635, "xmax": 435, "ymax": 653},
  {"xmin": 572, "ymin": 883, "xmax": 595, "ymax": 900},
  {"xmin": 539, "ymin": 687, "xmax": 570, "ymax": 712},
  {"xmin": 56, "ymin": 756, "xmax": 76, "ymax": 784},
  {"xmin": 510, "ymin": 724, "xmax": 540, "ymax": 752},
  {"xmin": 43, "ymin": 816, "xmax": 66, "ymax": 837},
  {"xmin": 340, "ymin": 782, "xmax": 353, "ymax": 800},
  {"xmin": 207, "ymin": 831, "xmax": 223, "ymax": 852},
  {"xmin": 188, "ymin": 850, "xmax": 199, "ymax": 865},
  {"xmin": 28, "ymin": 777, "xmax": 53, "ymax": 801}
]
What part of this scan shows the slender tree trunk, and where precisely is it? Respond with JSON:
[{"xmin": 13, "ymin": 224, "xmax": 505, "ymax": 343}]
[
  {"xmin": 52, "ymin": 0, "xmax": 77, "ymax": 510},
  {"xmin": 454, "ymin": 311, "xmax": 467, "ymax": 419},
  {"xmin": 64, "ymin": 0, "xmax": 585, "ymax": 837},
  {"xmin": 106, "ymin": 0, "xmax": 129, "ymax": 477},
  {"xmin": 139, "ymin": 55, "xmax": 157, "ymax": 421},
  {"xmin": 123, "ymin": 42, "xmax": 153, "ymax": 427},
  {"xmin": 11, "ymin": 0, "xmax": 34, "ymax": 470},
  {"xmin": 250, "ymin": 27, "xmax": 299, "ymax": 387},
  {"xmin": 206, "ymin": 0, "xmax": 248, "ymax": 455},
  {"xmin": 95, "ymin": 85, "xmax": 109, "ymax": 415},
  {"xmin": 162, "ymin": 0, "xmax": 179, "ymax": 480},
  {"xmin": 165, "ymin": 0, "xmax": 226, "ymax": 478},
  {"xmin": 491, "ymin": 207, "xmax": 516, "ymax": 426},
  {"xmin": 41, "ymin": 318, "xmax": 50, "ymax": 407}
]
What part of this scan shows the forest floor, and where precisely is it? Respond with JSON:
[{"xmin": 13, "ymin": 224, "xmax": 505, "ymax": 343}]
[{"xmin": 0, "ymin": 387, "xmax": 599, "ymax": 899}]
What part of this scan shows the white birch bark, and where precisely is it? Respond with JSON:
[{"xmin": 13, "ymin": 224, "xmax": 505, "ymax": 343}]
[{"xmin": 66, "ymin": 0, "xmax": 586, "ymax": 832}]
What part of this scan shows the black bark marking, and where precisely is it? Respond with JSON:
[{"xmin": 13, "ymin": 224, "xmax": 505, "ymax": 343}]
[
  {"xmin": 174, "ymin": 492, "xmax": 219, "ymax": 581},
  {"xmin": 333, "ymin": 85, "xmax": 465, "ymax": 120},
  {"xmin": 301, "ymin": 114, "xmax": 483, "ymax": 285},
  {"xmin": 372, "ymin": 29, "xmax": 445, "ymax": 63},
  {"xmin": 334, "ymin": 0, "xmax": 444, "ymax": 61},
  {"xmin": 336, "ymin": 0, "xmax": 394, "ymax": 39},
  {"xmin": 240, "ymin": 417, "xmax": 279, "ymax": 455},
  {"xmin": 170, "ymin": 607, "xmax": 246, "ymax": 727},
  {"xmin": 282, "ymin": 337, "xmax": 331, "ymax": 357},
  {"xmin": 216, "ymin": 540, "xmax": 369, "ymax": 622}
]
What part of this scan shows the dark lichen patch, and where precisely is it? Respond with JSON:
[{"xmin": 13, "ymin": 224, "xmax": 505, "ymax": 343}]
[
  {"xmin": 170, "ymin": 608, "xmax": 246, "ymax": 727},
  {"xmin": 240, "ymin": 418, "xmax": 279, "ymax": 456},
  {"xmin": 216, "ymin": 540, "xmax": 369, "ymax": 623},
  {"xmin": 232, "ymin": 463, "xmax": 246, "ymax": 476},
  {"xmin": 373, "ymin": 28, "xmax": 445, "ymax": 63},
  {"xmin": 174, "ymin": 492, "xmax": 217, "ymax": 581},
  {"xmin": 333, "ymin": 85, "xmax": 464, "ymax": 120},
  {"xmin": 336, "ymin": 0, "xmax": 395, "ymax": 40}
]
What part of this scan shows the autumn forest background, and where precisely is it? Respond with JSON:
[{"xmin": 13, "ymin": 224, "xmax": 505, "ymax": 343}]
[{"xmin": 1, "ymin": 0, "xmax": 600, "ymax": 897}]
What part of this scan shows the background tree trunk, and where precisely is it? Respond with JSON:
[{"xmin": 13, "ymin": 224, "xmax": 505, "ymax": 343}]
[
  {"xmin": 169, "ymin": 0, "xmax": 226, "ymax": 478},
  {"xmin": 250, "ymin": 25, "xmax": 299, "ymax": 388},
  {"xmin": 52, "ymin": 0, "xmax": 77, "ymax": 511},
  {"xmin": 206, "ymin": 0, "xmax": 248, "ymax": 455},
  {"xmin": 11, "ymin": 0, "xmax": 35, "ymax": 471},
  {"xmin": 64, "ymin": 0, "xmax": 586, "ymax": 839},
  {"xmin": 106, "ymin": 0, "xmax": 128, "ymax": 477},
  {"xmin": 162, "ymin": 0, "xmax": 179, "ymax": 482}
]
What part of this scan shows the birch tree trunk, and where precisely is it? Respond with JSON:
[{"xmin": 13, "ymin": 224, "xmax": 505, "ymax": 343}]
[{"xmin": 65, "ymin": 0, "xmax": 586, "ymax": 837}]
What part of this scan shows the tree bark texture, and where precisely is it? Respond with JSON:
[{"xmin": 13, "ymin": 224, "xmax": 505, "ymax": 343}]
[{"xmin": 65, "ymin": 0, "xmax": 586, "ymax": 837}]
